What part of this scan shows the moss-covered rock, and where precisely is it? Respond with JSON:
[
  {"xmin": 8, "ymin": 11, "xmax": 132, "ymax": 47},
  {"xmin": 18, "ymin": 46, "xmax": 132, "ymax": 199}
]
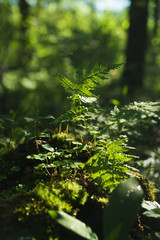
[{"xmin": 0, "ymin": 179, "xmax": 88, "ymax": 239}]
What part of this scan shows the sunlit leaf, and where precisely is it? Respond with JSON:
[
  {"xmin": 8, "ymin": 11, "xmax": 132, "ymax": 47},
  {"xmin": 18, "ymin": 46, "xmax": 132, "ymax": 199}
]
[
  {"xmin": 103, "ymin": 177, "xmax": 144, "ymax": 240},
  {"xmin": 142, "ymin": 201, "xmax": 160, "ymax": 211},
  {"xmin": 143, "ymin": 208, "xmax": 160, "ymax": 218},
  {"xmin": 40, "ymin": 143, "xmax": 54, "ymax": 152},
  {"xmin": 49, "ymin": 210, "xmax": 98, "ymax": 240}
]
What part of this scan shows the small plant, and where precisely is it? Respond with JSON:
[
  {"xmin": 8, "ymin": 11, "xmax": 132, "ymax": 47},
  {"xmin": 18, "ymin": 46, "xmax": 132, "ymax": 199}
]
[
  {"xmin": 48, "ymin": 63, "xmax": 139, "ymax": 190},
  {"xmin": 25, "ymin": 64, "xmax": 160, "ymax": 192}
]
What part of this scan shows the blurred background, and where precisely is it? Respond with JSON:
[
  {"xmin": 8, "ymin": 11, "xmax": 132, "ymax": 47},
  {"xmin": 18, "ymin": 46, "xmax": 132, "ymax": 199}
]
[{"xmin": 0, "ymin": 0, "xmax": 160, "ymax": 117}]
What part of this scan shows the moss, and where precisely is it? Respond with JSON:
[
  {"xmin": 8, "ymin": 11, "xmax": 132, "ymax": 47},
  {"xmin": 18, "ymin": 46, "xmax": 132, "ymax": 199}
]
[
  {"xmin": 34, "ymin": 180, "xmax": 88, "ymax": 212},
  {"xmin": 131, "ymin": 172, "xmax": 155, "ymax": 201},
  {"xmin": 12, "ymin": 180, "xmax": 88, "ymax": 220},
  {"xmin": 0, "ymin": 179, "xmax": 88, "ymax": 239},
  {"xmin": 51, "ymin": 133, "xmax": 75, "ymax": 148}
]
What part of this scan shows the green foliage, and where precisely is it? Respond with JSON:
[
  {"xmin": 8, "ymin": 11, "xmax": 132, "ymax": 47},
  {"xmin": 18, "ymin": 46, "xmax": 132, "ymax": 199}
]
[
  {"xmin": 142, "ymin": 200, "xmax": 160, "ymax": 218},
  {"xmin": 15, "ymin": 180, "xmax": 88, "ymax": 217},
  {"xmin": 49, "ymin": 178, "xmax": 144, "ymax": 240},
  {"xmin": 142, "ymin": 200, "xmax": 160, "ymax": 210},
  {"xmin": 26, "ymin": 133, "xmax": 85, "ymax": 178},
  {"xmin": 0, "ymin": 179, "xmax": 88, "ymax": 239},
  {"xmin": 58, "ymin": 63, "xmax": 122, "ymax": 97},
  {"xmin": 49, "ymin": 210, "xmax": 98, "ymax": 240},
  {"xmin": 103, "ymin": 177, "xmax": 144, "ymax": 240},
  {"xmin": 23, "ymin": 63, "xmax": 137, "ymax": 192},
  {"xmin": 0, "ymin": 63, "xmax": 160, "ymax": 239},
  {"xmin": 51, "ymin": 64, "xmax": 138, "ymax": 191},
  {"xmin": 143, "ymin": 208, "xmax": 160, "ymax": 218},
  {"xmin": 131, "ymin": 172, "xmax": 156, "ymax": 201},
  {"xmin": 55, "ymin": 64, "xmax": 122, "ymax": 129},
  {"xmin": 102, "ymin": 101, "xmax": 160, "ymax": 136},
  {"xmin": 86, "ymin": 139, "xmax": 134, "ymax": 190},
  {"xmin": 0, "ymin": 1, "xmax": 125, "ymax": 116},
  {"xmin": 0, "ymin": 1, "xmax": 160, "ymax": 238}
]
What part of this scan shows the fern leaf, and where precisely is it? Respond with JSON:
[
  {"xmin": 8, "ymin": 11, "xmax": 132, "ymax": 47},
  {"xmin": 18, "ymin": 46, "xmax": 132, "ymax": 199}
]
[
  {"xmin": 76, "ymin": 84, "xmax": 95, "ymax": 97},
  {"xmin": 111, "ymin": 101, "xmax": 160, "ymax": 123},
  {"xmin": 53, "ymin": 110, "xmax": 76, "ymax": 124},
  {"xmin": 59, "ymin": 63, "xmax": 123, "ymax": 97},
  {"xmin": 58, "ymin": 74, "xmax": 77, "ymax": 94},
  {"xmin": 106, "ymin": 63, "xmax": 124, "ymax": 72},
  {"xmin": 75, "ymin": 66, "xmax": 84, "ymax": 84}
]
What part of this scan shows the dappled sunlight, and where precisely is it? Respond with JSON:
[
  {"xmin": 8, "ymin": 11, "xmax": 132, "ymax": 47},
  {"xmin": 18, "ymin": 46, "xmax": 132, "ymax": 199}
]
[{"xmin": 0, "ymin": 1, "xmax": 160, "ymax": 238}]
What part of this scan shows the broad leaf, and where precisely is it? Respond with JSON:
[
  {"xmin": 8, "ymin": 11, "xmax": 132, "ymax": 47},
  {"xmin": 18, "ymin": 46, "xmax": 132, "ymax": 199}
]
[
  {"xmin": 103, "ymin": 177, "xmax": 144, "ymax": 240},
  {"xmin": 142, "ymin": 201, "xmax": 160, "ymax": 211},
  {"xmin": 49, "ymin": 210, "xmax": 98, "ymax": 240},
  {"xmin": 143, "ymin": 208, "xmax": 160, "ymax": 219}
]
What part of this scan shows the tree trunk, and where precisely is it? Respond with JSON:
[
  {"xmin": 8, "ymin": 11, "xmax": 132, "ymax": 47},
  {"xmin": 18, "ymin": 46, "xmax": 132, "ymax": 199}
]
[
  {"xmin": 122, "ymin": 0, "xmax": 149, "ymax": 98},
  {"xmin": 18, "ymin": 0, "xmax": 30, "ymax": 69}
]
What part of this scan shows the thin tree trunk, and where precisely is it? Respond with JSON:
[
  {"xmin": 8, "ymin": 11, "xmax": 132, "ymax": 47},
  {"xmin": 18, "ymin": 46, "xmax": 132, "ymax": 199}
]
[
  {"xmin": 18, "ymin": 0, "xmax": 30, "ymax": 69},
  {"xmin": 122, "ymin": 0, "xmax": 149, "ymax": 97}
]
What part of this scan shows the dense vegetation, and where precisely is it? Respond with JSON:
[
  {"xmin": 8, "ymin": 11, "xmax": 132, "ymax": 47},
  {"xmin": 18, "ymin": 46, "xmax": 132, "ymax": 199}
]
[
  {"xmin": 1, "ymin": 63, "xmax": 160, "ymax": 239},
  {"xmin": 0, "ymin": 1, "xmax": 160, "ymax": 240}
]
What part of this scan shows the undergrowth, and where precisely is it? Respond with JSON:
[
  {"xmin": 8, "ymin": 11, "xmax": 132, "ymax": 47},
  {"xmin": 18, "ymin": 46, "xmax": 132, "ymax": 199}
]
[{"xmin": 0, "ymin": 63, "xmax": 160, "ymax": 239}]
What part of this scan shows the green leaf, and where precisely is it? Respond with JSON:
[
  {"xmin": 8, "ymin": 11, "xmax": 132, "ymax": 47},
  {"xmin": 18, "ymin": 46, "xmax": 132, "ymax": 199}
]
[
  {"xmin": 40, "ymin": 115, "xmax": 55, "ymax": 120},
  {"xmin": 142, "ymin": 201, "xmax": 160, "ymax": 211},
  {"xmin": 35, "ymin": 163, "xmax": 55, "ymax": 170},
  {"xmin": 0, "ymin": 114, "xmax": 14, "ymax": 122},
  {"xmin": 27, "ymin": 153, "xmax": 48, "ymax": 161},
  {"xmin": 78, "ymin": 95, "xmax": 97, "ymax": 104},
  {"xmin": 24, "ymin": 116, "xmax": 35, "ymax": 122},
  {"xmin": 103, "ymin": 177, "xmax": 144, "ymax": 240},
  {"xmin": 49, "ymin": 210, "xmax": 98, "ymax": 240},
  {"xmin": 143, "ymin": 208, "xmax": 160, "ymax": 218},
  {"xmin": 112, "ymin": 99, "xmax": 120, "ymax": 106},
  {"xmin": 58, "ymin": 74, "xmax": 77, "ymax": 94},
  {"xmin": 40, "ymin": 143, "xmax": 54, "ymax": 152}
]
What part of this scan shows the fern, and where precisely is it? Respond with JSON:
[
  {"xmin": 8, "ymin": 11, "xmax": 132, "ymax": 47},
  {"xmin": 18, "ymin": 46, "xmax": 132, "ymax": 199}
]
[
  {"xmin": 58, "ymin": 63, "xmax": 122, "ymax": 97},
  {"xmin": 101, "ymin": 101, "xmax": 160, "ymax": 139},
  {"xmin": 86, "ymin": 139, "xmax": 136, "ymax": 190},
  {"xmin": 110, "ymin": 101, "xmax": 160, "ymax": 123},
  {"xmin": 55, "ymin": 63, "xmax": 122, "ymax": 131},
  {"xmin": 30, "ymin": 64, "xmax": 160, "ymax": 192},
  {"xmin": 53, "ymin": 110, "xmax": 76, "ymax": 124}
]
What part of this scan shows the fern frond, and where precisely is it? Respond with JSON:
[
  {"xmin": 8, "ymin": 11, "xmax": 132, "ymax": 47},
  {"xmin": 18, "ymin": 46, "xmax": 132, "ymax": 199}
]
[
  {"xmin": 59, "ymin": 63, "xmax": 123, "ymax": 98},
  {"xmin": 52, "ymin": 110, "xmax": 76, "ymax": 124},
  {"xmin": 101, "ymin": 101, "xmax": 160, "ymax": 140},
  {"xmin": 75, "ymin": 65, "xmax": 84, "ymax": 84},
  {"xmin": 76, "ymin": 84, "xmax": 95, "ymax": 97},
  {"xmin": 111, "ymin": 101, "xmax": 160, "ymax": 123},
  {"xmin": 58, "ymin": 74, "xmax": 78, "ymax": 94},
  {"xmin": 106, "ymin": 63, "xmax": 124, "ymax": 72},
  {"xmin": 60, "ymin": 63, "xmax": 122, "ymax": 97},
  {"xmin": 82, "ymin": 64, "xmax": 107, "ymax": 83},
  {"xmin": 86, "ymin": 139, "xmax": 132, "ymax": 190},
  {"xmin": 76, "ymin": 63, "xmax": 123, "ymax": 95},
  {"xmin": 83, "ymin": 63, "xmax": 123, "ymax": 81}
]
